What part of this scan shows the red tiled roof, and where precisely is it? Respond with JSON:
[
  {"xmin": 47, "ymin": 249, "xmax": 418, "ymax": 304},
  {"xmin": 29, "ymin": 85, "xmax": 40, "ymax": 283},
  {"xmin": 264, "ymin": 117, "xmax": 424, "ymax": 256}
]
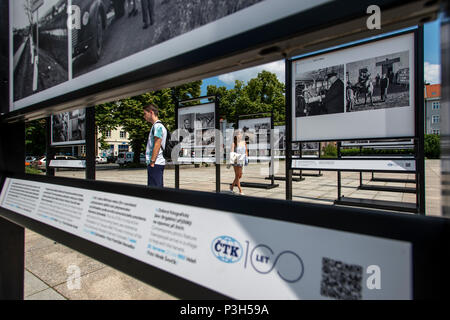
[{"xmin": 425, "ymin": 84, "xmax": 441, "ymax": 99}]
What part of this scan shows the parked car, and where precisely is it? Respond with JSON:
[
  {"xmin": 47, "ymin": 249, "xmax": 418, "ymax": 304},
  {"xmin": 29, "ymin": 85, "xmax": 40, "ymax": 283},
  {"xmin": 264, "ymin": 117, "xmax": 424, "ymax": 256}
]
[
  {"xmin": 34, "ymin": 156, "xmax": 47, "ymax": 171},
  {"xmin": 117, "ymin": 152, "xmax": 146, "ymax": 166},
  {"xmin": 106, "ymin": 155, "xmax": 117, "ymax": 163},
  {"xmin": 72, "ymin": 0, "xmax": 116, "ymax": 64},
  {"xmin": 25, "ymin": 156, "xmax": 36, "ymax": 166},
  {"xmin": 33, "ymin": 155, "xmax": 79, "ymax": 171},
  {"xmin": 96, "ymin": 156, "xmax": 108, "ymax": 164}
]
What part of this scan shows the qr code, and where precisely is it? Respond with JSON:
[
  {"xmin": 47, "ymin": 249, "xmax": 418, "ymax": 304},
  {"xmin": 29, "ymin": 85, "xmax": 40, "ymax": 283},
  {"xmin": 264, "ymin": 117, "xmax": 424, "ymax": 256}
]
[{"xmin": 320, "ymin": 257, "xmax": 363, "ymax": 300}]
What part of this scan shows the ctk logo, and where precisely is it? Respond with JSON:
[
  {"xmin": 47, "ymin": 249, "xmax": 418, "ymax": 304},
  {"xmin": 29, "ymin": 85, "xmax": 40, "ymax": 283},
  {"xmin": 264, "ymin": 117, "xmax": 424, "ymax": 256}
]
[{"xmin": 211, "ymin": 236, "xmax": 243, "ymax": 264}]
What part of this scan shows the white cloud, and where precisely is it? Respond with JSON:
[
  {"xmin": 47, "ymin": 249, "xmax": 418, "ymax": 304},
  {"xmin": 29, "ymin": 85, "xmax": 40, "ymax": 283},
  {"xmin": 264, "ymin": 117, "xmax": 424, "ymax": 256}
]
[
  {"xmin": 424, "ymin": 62, "xmax": 441, "ymax": 84},
  {"xmin": 218, "ymin": 60, "xmax": 285, "ymax": 85}
]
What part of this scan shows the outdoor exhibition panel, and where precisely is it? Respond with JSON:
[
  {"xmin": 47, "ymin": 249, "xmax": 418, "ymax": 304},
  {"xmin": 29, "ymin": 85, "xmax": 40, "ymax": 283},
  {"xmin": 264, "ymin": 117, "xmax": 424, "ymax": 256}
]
[
  {"xmin": 177, "ymin": 101, "xmax": 217, "ymax": 164},
  {"xmin": 238, "ymin": 114, "xmax": 278, "ymax": 189},
  {"xmin": 288, "ymin": 29, "xmax": 425, "ymax": 214},
  {"xmin": 291, "ymin": 32, "xmax": 416, "ymax": 142},
  {"xmin": 1, "ymin": 0, "xmax": 446, "ymax": 301},
  {"xmin": 176, "ymin": 97, "xmax": 220, "ymax": 193},
  {"xmin": 3, "ymin": 0, "xmax": 441, "ymax": 119},
  {"xmin": 1, "ymin": 174, "xmax": 449, "ymax": 299},
  {"xmin": 51, "ymin": 109, "xmax": 86, "ymax": 146}
]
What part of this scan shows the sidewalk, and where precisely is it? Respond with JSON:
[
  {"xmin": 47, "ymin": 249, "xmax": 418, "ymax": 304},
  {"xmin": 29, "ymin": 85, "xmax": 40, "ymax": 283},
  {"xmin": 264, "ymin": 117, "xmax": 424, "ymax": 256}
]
[{"xmin": 24, "ymin": 160, "xmax": 442, "ymax": 299}]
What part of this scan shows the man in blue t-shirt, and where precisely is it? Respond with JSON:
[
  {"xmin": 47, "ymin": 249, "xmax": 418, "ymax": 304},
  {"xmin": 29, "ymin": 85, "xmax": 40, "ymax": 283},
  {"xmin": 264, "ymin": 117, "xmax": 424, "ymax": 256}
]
[{"xmin": 143, "ymin": 104, "xmax": 167, "ymax": 187}]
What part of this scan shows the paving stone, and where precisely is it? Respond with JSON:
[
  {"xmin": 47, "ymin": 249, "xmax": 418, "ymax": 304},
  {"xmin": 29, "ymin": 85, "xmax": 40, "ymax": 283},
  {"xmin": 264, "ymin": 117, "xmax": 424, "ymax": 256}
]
[
  {"xmin": 24, "ymin": 270, "xmax": 49, "ymax": 297},
  {"xmin": 25, "ymin": 288, "xmax": 66, "ymax": 300},
  {"xmin": 54, "ymin": 266, "xmax": 177, "ymax": 300},
  {"xmin": 25, "ymin": 243, "xmax": 105, "ymax": 287}
]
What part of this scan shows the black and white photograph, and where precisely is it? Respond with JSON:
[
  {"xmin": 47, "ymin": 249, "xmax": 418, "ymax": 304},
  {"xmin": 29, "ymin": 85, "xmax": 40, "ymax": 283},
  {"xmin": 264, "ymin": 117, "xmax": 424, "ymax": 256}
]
[
  {"xmin": 239, "ymin": 118, "xmax": 271, "ymax": 152},
  {"xmin": 69, "ymin": 109, "xmax": 86, "ymax": 141},
  {"xmin": 52, "ymin": 112, "xmax": 69, "ymax": 143},
  {"xmin": 179, "ymin": 113, "xmax": 194, "ymax": 135},
  {"xmin": 302, "ymin": 142, "xmax": 320, "ymax": 151},
  {"xmin": 274, "ymin": 126, "xmax": 285, "ymax": 151},
  {"xmin": 295, "ymin": 65, "xmax": 345, "ymax": 118},
  {"xmin": 196, "ymin": 112, "xmax": 215, "ymax": 129},
  {"xmin": 292, "ymin": 32, "xmax": 415, "ymax": 142},
  {"xmin": 51, "ymin": 109, "xmax": 86, "ymax": 145},
  {"xmin": 72, "ymin": 0, "xmax": 264, "ymax": 77},
  {"xmin": 345, "ymin": 50, "xmax": 410, "ymax": 112},
  {"xmin": 12, "ymin": 0, "xmax": 68, "ymax": 102},
  {"xmin": 178, "ymin": 104, "xmax": 215, "ymax": 151},
  {"xmin": 195, "ymin": 129, "xmax": 215, "ymax": 147}
]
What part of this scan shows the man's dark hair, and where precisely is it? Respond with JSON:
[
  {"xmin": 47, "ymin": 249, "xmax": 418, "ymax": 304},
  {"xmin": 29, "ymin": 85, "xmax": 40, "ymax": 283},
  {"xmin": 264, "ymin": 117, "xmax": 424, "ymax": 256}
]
[{"xmin": 143, "ymin": 103, "xmax": 159, "ymax": 116}]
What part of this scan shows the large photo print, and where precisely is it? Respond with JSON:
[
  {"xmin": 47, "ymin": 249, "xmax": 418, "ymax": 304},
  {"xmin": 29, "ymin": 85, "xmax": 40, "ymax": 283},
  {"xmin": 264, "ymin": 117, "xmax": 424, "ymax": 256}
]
[
  {"xmin": 12, "ymin": 0, "xmax": 68, "ymax": 102},
  {"xmin": 346, "ymin": 51, "xmax": 410, "ymax": 112},
  {"xmin": 10, "ymin": 0, "xmax": 332, "ymax": 111},
  {"xmin": 52, "ymin": 108, "xmax": 86, "ymax": 145},
  {"xmin": 292, "ymin": 32, "xmax": 415, "ymax": 142},
  {"xmin": 72, "ymin": 0, "xmax": 264, "ymax": 77},
  {"xmin": 295, "ymin": 65, "xmax": 344, "ymax": 117}
]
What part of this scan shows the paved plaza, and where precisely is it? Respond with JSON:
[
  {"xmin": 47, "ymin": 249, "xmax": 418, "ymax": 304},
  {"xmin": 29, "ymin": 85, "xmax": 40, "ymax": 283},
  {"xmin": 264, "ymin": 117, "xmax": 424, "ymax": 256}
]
[{"xmin": 24, "ymin": 160, "xmax": 442, "ymax": 299}]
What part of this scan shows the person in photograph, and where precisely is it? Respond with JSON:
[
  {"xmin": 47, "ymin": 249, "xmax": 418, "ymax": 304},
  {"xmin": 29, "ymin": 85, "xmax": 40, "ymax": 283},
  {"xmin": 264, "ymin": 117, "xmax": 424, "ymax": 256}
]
[
  {"xmin": 183, "ymin": 117, "xmax": 194, "ymax": 133},
  {"xmin": 127, "ymin": 0, "xmax": 138, "ymax": 17},
  {"xmin": 143, "ymin": 104, "xmax": 167, "ymax": 188},
  {"xmin": 323, "ymin": 72, "xmax": 344, "ymax": 114},
  {"xmin": 230, "ymin": 129, "xmax": 248, "ymax": 195},
  {"xmin": 380, "ymin": 73, "xmax": 389, "ymax": 102},
  {"xmin": 375, "ymin": 73, "xmax": 381, "ymax": 88},
  {"xmin": 141, "ymin": 0, "xmax": 155, "ymax": 29}
]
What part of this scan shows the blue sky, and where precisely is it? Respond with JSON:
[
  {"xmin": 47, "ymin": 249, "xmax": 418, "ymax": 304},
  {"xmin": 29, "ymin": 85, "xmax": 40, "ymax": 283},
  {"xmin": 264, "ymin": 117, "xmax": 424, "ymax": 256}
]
[{"xmin": 201, "ymin": 19, "xmax": 441, "ymax": 95}]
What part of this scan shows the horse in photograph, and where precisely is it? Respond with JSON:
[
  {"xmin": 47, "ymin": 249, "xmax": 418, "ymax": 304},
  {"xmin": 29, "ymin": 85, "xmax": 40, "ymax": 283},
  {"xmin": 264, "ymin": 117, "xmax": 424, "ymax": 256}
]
[{"xmin": 355, "ymin": 77, "xmax": 374, "ymax": 106}]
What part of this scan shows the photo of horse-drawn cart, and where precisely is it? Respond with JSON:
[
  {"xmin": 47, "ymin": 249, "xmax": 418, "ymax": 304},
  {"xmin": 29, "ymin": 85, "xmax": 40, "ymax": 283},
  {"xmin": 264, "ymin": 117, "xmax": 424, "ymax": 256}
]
[{"xmin": 345, "ymin": 50, "xmax": 410, "ymax": 112}]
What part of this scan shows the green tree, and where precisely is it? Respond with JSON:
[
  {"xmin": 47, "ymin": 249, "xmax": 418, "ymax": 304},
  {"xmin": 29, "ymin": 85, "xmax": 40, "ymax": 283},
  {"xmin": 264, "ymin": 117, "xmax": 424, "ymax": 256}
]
[
  {"xmin": 207, "ymin": 71, "xmax": 285, "ymax": 126},
  {"xmin": 25, "ymin": 119, "xmax": 46, "ymax": 156},
  {"xmin": 95, "ymin": 102, "xmax": 120, "ymax": 151},
  {"xmin": 424, "ymin": 134, "xmax": 440, "ymax": 159},
  {"xmin": 99, "ymin": 81, "xmax": 202, "ymax": 163}
]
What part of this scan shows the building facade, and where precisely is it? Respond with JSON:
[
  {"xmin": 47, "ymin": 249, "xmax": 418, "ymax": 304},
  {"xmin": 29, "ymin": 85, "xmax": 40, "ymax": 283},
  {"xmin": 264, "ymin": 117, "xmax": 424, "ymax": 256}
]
[
  {"xmin": 97, "ymin": 127, "xmax": 131, "ymax": 157},
  {"xmin": 425, "ymin": 84, "xmax": 441, "ymax": 135}
]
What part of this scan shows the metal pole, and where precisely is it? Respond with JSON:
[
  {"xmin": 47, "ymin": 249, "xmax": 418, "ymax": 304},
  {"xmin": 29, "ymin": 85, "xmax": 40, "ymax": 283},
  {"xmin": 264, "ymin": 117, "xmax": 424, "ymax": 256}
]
[
  {"xmin": 416, "ymin": 26, "xmax": 426, "ymax": 215},
  {"xmin": 285, "ymin": 59, "xmax": 293, "ymax": 200},
  {"xmin": 0, "ymin": 121, "xmax": 25, "ymax": 299},
  {"xmin": 175, "ymin": 101, "xmax": 180, "ymax": 189},
  {"xmin": 86, "ymin": 107, "xmax": 96, "ymax": 180},
  {"xmin": 441, "ymin": 1, "xmax": 450, "ymax": 218},
  {"xmin": 215, "ymin": 96, "xmax": 220, "ymax": 193},
  {"xmin": 337, "ymin": 142, "xmax": 342, "ymax": 200},
  {"xmin": 270, "ymin": 110, "xmax": 275, "ymax": 185},
  {"xmin": 45, "ymin": 117, "xmax": 55, "ymax": 176}
]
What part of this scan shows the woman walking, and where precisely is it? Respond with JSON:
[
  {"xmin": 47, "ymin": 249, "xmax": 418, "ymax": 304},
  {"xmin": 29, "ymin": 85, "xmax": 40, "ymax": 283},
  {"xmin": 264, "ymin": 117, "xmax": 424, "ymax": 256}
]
[{"xmin": 230, "ymin": 129, "xmax": 248, "ymax": 195}]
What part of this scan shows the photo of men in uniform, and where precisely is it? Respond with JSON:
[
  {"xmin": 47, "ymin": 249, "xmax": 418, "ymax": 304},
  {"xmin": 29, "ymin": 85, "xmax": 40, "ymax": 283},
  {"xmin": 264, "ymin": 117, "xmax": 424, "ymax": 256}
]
[
  {"xmin": 295, "ymin": 65, "xmax": 345, "ymax": 118},
  {"xmin": 346, "ymin": 50, "xmax": 410, "ymax": 112}
]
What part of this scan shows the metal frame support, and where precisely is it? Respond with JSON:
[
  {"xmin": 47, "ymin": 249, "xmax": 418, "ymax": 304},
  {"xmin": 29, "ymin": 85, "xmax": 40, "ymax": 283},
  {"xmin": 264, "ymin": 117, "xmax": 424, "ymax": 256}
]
[
  {"xmin": 415, "ymin": 25, "xmax": 426, "ymax": 215},
  {"xmin": 0, "ymin": 122, "xmax": 25, "ymax": 299},
  {"xmin": 286, "ymin": 59, "xmax": 293, "ymax": 200},
  {"xmin": 442, "ymin": 1, "xmax": 450, "ymax": 218},
  {"xmin": 45, "ymin": 117, "xmax": 55, "ymax": 176},
  {"xmin": 86, "ymin": 106, "xmax": 96, "ymax": 180}
]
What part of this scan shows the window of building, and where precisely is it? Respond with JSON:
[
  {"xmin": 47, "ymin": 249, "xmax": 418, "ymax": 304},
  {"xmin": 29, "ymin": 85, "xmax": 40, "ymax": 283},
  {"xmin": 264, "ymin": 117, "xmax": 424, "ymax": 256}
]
[
  {"xmin": 105, "ymin": 130, "xmax": 111, "ymax": 138},
  {"xmin": 118, "ymin": 145, "xmax": 129, "ymax": 152},
  {"xmin": 432, "ymin": 115, "xmax": 440, "ymax": 124},
  {"xmin": 120, "ymin": 131, "xmax": 126, "ymax": 139},
  {"xmin": 432, "ymin": 129, "xmax": 440, "ymax": 135},
  {"xmin": 432, "ymin": 102, "xmax": 440, "ymax": 110}
]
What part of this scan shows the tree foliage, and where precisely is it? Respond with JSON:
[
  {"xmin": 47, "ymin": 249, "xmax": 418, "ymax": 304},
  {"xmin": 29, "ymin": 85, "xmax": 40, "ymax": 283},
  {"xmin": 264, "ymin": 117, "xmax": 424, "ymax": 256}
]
[
  {"xmin": 95, "ymin": 81, "xmax": 202, "ymax": 163},
  {"xmin": 25, "ymin": 119, "xmax": 46, "ymax": 156},
  {"xmin": 207, "ymin": 71, "xmax": 285, "ymax": 126}
]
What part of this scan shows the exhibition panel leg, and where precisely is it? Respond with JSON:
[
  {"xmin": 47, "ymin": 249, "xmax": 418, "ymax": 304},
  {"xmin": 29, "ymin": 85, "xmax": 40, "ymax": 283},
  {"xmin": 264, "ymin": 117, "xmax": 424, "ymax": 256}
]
[{"xmin": 0, "ymin": 217, "xmax": 24, "ymax": 300}]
